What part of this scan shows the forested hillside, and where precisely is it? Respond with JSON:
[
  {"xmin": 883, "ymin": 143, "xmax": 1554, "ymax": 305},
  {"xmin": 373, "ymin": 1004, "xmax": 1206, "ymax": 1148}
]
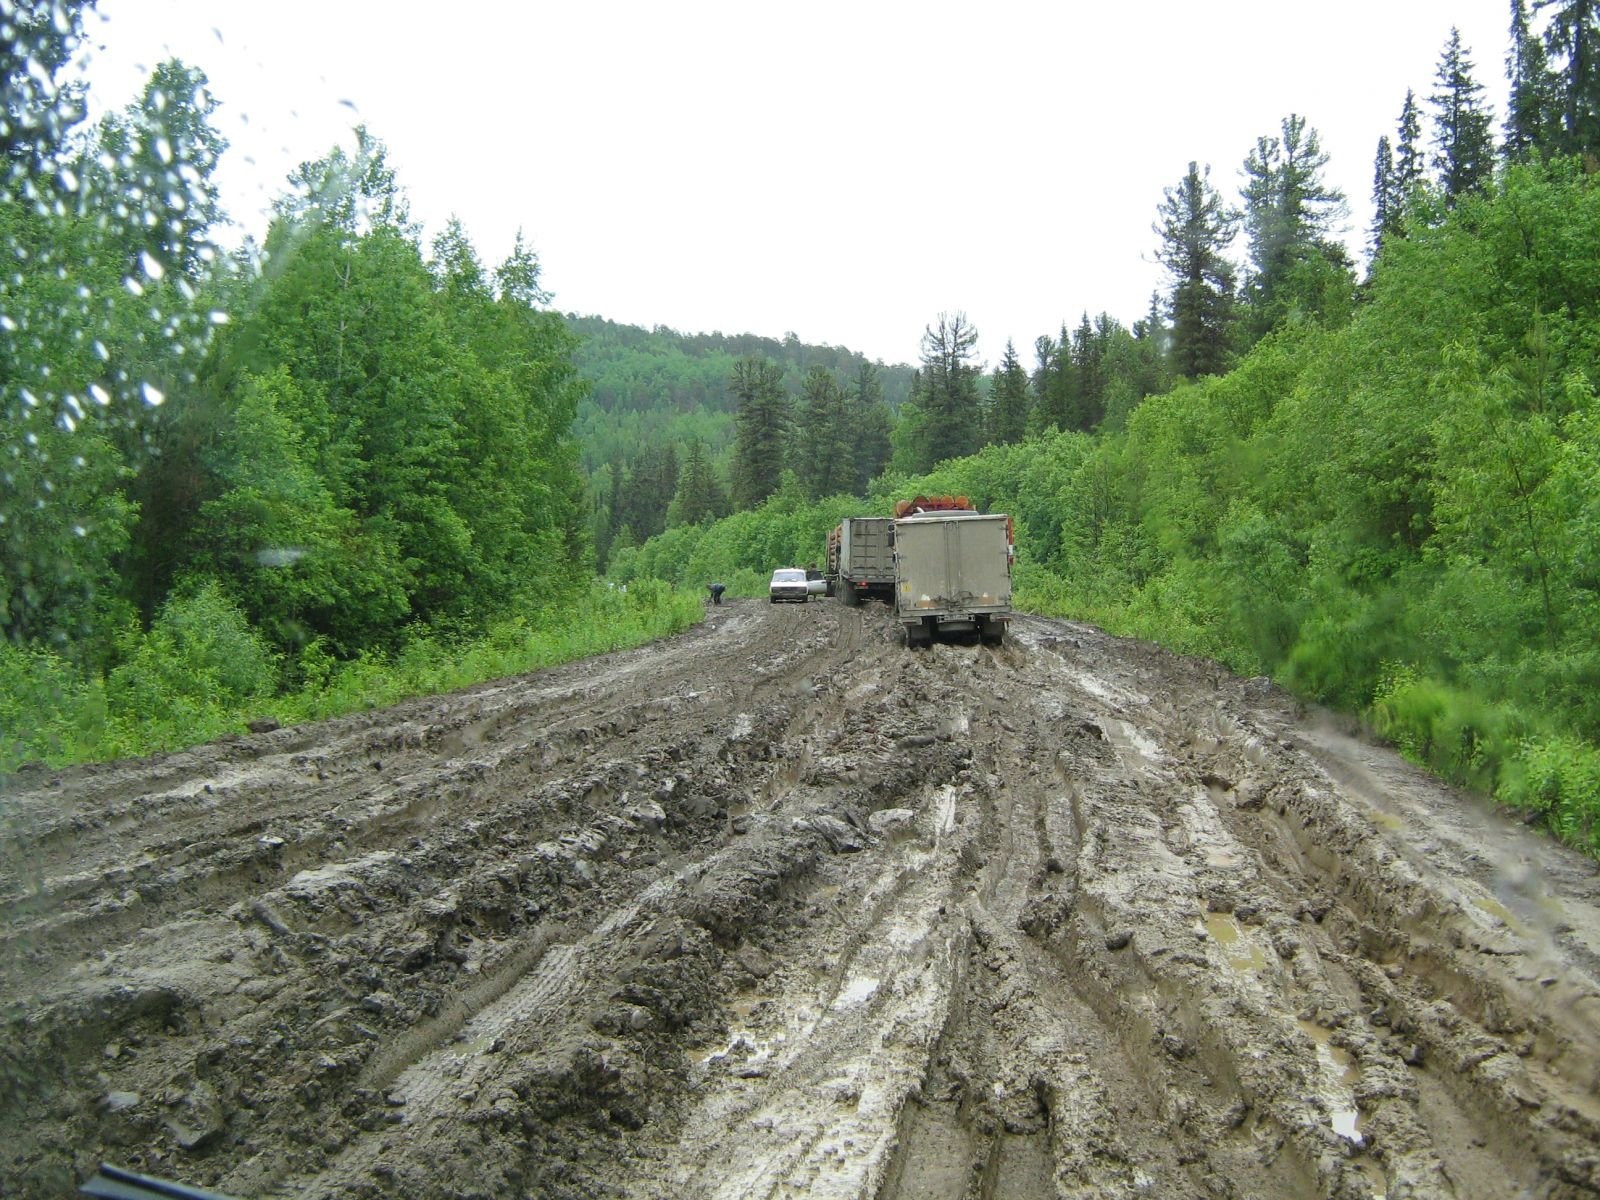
[{"xmin": 568, "ymin": 318, "xmax": 914, "ymax": 567}]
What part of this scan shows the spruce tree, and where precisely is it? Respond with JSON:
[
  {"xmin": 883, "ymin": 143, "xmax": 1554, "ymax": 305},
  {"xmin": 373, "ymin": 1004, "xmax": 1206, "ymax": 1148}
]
[
  {"xmin": 1153, "ymin": 161, "xmax": 1239, "ymax": 378},
  {"xmin": 1536, "ymin": 0, "xmax": 1600, "ymax": 157},
  {"xmin": 914, "ymin": 312, "xmax": 983, "ymax": 468},
  {"xmin": 1069, "ymin": 314, "xmax": 1108, "ymax": 431},
  {"xmin": 848, "ymin": 362, "xmax": 892, "ymax": 495},
  {"xmin": 668, "ymin": 439, "xmax": 725, "ymax": 526},
  {"xmin": 1395, "ymin": 90, "xmax": 1427, "ymax": 194},
  {"xmin": 730, "ymin": 356, "xmax": 791, "ymax": 509},
  {"xmin": 1430, "ymin": 29, "xmax": 1497, "ymax": 201},
  {"xmin": 796, "ymin": 366, "xmax": 853, "ymax": 499},
  {"xmin": 1507, "ymin": 0, "xmax": 1561, "ymax": 159},
  {"xmin": 989, "ymin": 341, "xmax": 1032, "ymax": 445},
  {"xmin": 1239, "ymin": 115, "xmax": 1350, "ymax": 342},
  {"xmin": 1370, "ymin": 136, "xmax": 1400, "ymax": 259}
]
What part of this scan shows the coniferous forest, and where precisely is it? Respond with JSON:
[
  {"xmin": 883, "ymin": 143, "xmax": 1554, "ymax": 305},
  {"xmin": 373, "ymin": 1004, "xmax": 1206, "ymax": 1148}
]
[{"xmin": 6, "ymin": 3, "xmax": 1600, "ymax": 856}]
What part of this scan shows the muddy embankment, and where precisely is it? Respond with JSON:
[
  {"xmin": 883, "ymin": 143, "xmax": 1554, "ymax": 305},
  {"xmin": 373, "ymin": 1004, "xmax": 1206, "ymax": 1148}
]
[{"xmin": 3, "ymin": 600, "xmax": 1599, "ymax": 1199}]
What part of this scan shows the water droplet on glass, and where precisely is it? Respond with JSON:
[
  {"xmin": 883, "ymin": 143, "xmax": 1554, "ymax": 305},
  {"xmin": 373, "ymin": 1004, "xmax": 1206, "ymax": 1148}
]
[
  {"xmin": 57, "ymin": 166, "xmax": 78, "ymax": 192},
  {"xmin": 155, "ymin": 136, "xmax": 173, "ymax": 165},
  {"xmin": 89, "ymin": 383, "xmax": 110, "ymax": 406},
  {"xmin": 140, "ymin": 382, "xmax": 165, "ymax": 406},
  {"xmin": 208, "ymin": 311, "xmax": 230, "ymax": 325},
  {"xmin": 124, "ymin": 276, "xmax": 144, "ymax": 297}
]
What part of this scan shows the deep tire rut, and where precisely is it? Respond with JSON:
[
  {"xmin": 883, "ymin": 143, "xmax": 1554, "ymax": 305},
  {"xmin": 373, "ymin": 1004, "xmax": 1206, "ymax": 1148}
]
[{"xmin": 3, "ymin": 602, "xmax": 1598, "ymax": 1199}]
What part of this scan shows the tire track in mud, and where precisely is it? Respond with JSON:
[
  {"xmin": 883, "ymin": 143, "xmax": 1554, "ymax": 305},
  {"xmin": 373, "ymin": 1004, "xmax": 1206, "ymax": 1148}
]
[{"xmin": 4, "ymin": 602, "xmax": 1599, "ymax": 1199}]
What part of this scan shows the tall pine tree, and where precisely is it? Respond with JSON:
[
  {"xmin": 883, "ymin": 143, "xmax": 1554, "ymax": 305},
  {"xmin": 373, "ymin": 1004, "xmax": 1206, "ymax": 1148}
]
[
  {"xmin": 989, "ymin": 340, "xmax": 1032, "ymax": 445},
  {"xmin": 730, "ymin": 356, "xmax": 790, "ymax": 509},
  {"xmin": 914, "ymin": 312, "xmax": 983, "ymax": 468},
  {"xmin": 1154, "ymin": 160, "xmax": 1239, "ymax": 378},
  {"xmin": 1430, "ymin": 29, "xmax": 1497, "ymax": 200},
  {"xmin": 668, "ymin": 439, "xmax": 725, "ymax": 526},
  {"xmin": 848, "ymin": 362, "xmax": 892, "ymax": 495},
  {"xmin": 1371, "ymin": 135, "xmax": 1401, "ymax": 259},
  {"xmin": 1537, "ymin": 0, "xmax": 1600, "ymax": 157},
  {"xmin": 1239, "ymin": 114, "xmax": 1351, "ymax": 342},
  {"xmin": 1395, "ymin": 89, "xmax": 1427, "ymax": 195},
  {"xmin": 796, "ymin": 366, "xmax": 853, "ymax": 500},
  {"xmin": 1507, "ymin": 0, "xmax": 1561, "ymax": 158}
]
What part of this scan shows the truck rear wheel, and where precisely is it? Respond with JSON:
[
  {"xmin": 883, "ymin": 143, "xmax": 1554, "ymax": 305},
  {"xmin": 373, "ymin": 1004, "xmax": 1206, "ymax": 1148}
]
[
  {"xmin": 905, "ymin": 620, "xmax": 933, "ymax": 649},
  {"xmin": 978, "ymin": 615, "xmax": 1005, "ymax": 647},
  {"xmin": 841, "ymin": 585, "xmax": 859, "ymax": 608}
]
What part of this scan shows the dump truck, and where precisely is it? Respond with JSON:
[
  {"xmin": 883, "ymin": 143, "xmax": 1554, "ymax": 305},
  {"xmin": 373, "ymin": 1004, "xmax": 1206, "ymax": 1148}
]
[
  {"xmin": 825, "ymin": 517, "xmax": 896, "ymax": 606},
  {"xmin": 891, "ymin": 495, "xmax": 1013, "ymax": 647}
]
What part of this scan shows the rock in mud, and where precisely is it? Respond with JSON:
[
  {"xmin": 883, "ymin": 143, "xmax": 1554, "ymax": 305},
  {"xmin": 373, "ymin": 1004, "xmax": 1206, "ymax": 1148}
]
[
  {"xmin": 867, "ymin": 808, "xmax": 917, "ymax": 836},
  {"xmin": 164, "ymin": 1081, "xmax": 224, "ymax": 1151}
]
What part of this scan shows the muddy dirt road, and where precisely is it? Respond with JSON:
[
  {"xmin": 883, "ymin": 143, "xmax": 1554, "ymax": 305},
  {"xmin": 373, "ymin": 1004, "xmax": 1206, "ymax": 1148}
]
[{"xmin": 4, "ymin": 601, "xmax": 1600, "ymax": 1199}]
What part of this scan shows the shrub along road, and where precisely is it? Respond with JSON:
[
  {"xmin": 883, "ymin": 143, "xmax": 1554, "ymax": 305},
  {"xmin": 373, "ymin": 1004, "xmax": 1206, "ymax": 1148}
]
[{"xmin": 3, "ymin": 600, "xmax": 1598, "ymax": 1198}]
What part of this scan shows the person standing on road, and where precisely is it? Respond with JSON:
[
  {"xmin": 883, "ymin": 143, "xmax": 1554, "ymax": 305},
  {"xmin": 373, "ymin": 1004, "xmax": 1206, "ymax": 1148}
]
[{"xmin": 708, "ymin": 582, "xmax": 726, "ymax": 606}]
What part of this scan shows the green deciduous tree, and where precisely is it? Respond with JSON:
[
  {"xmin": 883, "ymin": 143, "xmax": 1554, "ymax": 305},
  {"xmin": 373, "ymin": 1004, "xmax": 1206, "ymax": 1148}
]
[
  {"xmin": 94, "ymin": 59, "xmax": 227, "ymax": 279},
  {"xmin": 3, "ymin": 48, "xmax": 230, "ymax": 652},
  {"xmin": 1, "ymin": 0, "xmax": 92, "ymax": 171}
]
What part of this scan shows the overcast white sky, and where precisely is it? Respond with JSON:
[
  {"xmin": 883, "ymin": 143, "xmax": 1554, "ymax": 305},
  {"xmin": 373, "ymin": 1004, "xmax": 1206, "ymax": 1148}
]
[{"xmin": 78, "ymin": 1, "xmax": 1513, "ymax": 367}]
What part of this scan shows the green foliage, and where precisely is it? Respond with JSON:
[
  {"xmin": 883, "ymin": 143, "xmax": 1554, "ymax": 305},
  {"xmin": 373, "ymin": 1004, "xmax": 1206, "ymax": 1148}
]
[
  {"xmin": 1155, "ymin": 161, "xmax": 1239, "ymax": 379},
  {"xmin": 1238, "ymin": 114, "xmax": 1355, "ymax": 345},
  {"xmin": 730, "ymin": 356, "xmax": 792, "ymax": 510},
  {"xmin": 1500, "ymin": 734, "xmax": 1600, "ymax": 853},
  {"xmin": 0, "ymin": 641, "xmax": 105, "ymax": 766},
  {"xmin": 101, "ymin": 581, "xmax": 279, "ymax": 755},
  {"xmin": 1430, "ymin": 28, "xmax": 1497, "ymax": 201},
  {"xmin": 0, "ymin": 583, "xmax": 703, "ymax": 771},
  {"xmin": 795, "ymin": 366, "xmax": 854, "ymax": 500},
  {"xmin": 610, "ymin": 490, "xmax": 863, "ymax": 593}
]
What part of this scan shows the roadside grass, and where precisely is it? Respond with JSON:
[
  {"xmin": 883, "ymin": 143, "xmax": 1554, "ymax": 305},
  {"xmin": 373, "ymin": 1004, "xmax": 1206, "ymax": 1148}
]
[{"xmin": 0, "ymin": 580, "xmax": 704, "ymax": 773}]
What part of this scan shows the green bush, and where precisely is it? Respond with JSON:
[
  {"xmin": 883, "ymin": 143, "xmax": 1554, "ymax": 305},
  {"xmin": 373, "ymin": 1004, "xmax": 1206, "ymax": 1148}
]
[
  {"xmin": 96, "ymin": 582, "xmax": 279, "ymax": 755},
  {"xmin": 1500, "ymin": 735, "xmax": 1600, "ymax": 853},
  {"xmin": 0, "ymin": 581, "xmax": 704, "ymax": 771},
  {"xmin": 0, "ymin": 642, "xmax": 105, "ymax": 766}
]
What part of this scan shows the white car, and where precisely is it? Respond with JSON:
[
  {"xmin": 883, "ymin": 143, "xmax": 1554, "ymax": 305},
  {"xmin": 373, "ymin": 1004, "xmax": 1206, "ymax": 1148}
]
[{"xmin": 769, "ymin": 568, "xmax": 810, "ymax": 603}]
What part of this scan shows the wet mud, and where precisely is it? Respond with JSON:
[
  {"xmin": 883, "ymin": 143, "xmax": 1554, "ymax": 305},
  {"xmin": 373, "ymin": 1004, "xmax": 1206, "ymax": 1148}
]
[{"xmin": 3, "ymin": 602, "xmax": 1599, "ymax": 1198}]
